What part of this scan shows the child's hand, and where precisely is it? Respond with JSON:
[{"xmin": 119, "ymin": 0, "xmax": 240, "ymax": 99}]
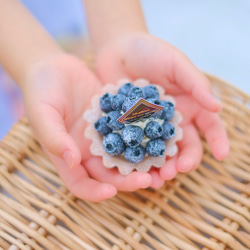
[
  {"xmin": 0, "ymin": 1, "xmax": 153, "ymax": 202},
  {"xmin": 94, "ymin": 33, "xmax": 230, "ymax": 188},
  {"xmin": 23, "ymin": 53, "xmax": 152, "ymax": 201}
]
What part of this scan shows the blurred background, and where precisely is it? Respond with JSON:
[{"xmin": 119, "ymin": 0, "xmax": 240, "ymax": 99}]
[{"xmin": 0, "ymin": 0, "xmax": 249, "ymax": 139}]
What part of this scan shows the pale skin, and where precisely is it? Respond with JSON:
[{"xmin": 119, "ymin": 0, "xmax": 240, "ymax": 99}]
[{"xmin": 0, "ymin": 0, "xmax": 229, "ymax": 201}]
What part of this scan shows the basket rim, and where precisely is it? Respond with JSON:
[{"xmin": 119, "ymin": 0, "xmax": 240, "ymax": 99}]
[
  {"xmin": 204, "ymin": 72, "xmax": 250, "ymax": 99},
  {"xmin": 0, "ymin": 73, "xmax": 250, "ymax": 250}
]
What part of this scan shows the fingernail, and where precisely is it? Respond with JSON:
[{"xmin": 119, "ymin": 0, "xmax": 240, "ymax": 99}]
[{"xmin": 63, "ymin": 150, "xmax": 74, "ymax": 169}]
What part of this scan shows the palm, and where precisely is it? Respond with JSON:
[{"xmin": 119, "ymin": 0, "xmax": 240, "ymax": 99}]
[
  {"xmin": 95, "ymin": 33, "xmax": 229, "ymax": 187},
  {"xmin": 25, "ymin": 54, "xmax": 152, "ymax": 201}
]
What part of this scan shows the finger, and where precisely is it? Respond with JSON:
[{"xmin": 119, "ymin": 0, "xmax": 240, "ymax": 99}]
[
  {"xmin": 195, "ymin": 110, "xmax": 230, "ymax": 161},
  {"xmin": 84, "ymin": 157, "xmax": 152, "ymax": 191},
  {"xmin": 49, "ymin": 154, "xmax": 117, "ymax": 202},
  {"xmin": 30, "ymin": 105, "xmax": 81, "ymax": 169},
  {"xmin": 149, "ymin": 168, "xmax": 165, "ymax": 189},
  {"xmin": 121, "ymin": 36, "xmax": 221, "ymax": 112},
  {"xmin": 95, "ymin": 49, "xmax": 129, "ymax": 84},
  {"xmin": 176, "ymin": 124, "xmax": 203, "ymax": 173},
  {"xmin": 160, "ymin": 155, "xmax": 178, "ymax": 180},
  {"xmin": 172, "ymin": 52, "xmax": 221, "ymax": 113}
]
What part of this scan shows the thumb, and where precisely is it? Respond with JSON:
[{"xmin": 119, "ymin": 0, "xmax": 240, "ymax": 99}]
[{"xmin": 29, "ymin": 105, "xmax": 81, "ymax": 169}]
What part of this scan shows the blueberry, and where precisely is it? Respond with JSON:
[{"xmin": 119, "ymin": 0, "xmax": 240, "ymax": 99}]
[
  {"xmin": 100, "ymin": 93, "xmax": 114, "ymax": 113},
  {"xmin": 143, "ymin": 85, "xmax": 159, "ymax": 100},
  {"xmin": 146, "ymin": 139, "xmax": 165, "ymax": 157},
  {"xmin": 122, "ymin": 96, "xmax": 140, "ymax": 113},
  {"xmin": 160, "ymin": 100, "xmax": 171, "ymax": 106},
  {"xmin": 146, "ymin": 98, "xmax": 160, "ymax": 105},
  {"xmin": 103, "ymin": 133, "xmax": 125, "ymax": 156},
  {"xmin": 161, "ymin": 121, "xmax": 175, "ymax": 140},
  {"xmin": 124, "ymin": 145, "xmax": 146, "ymax": 163},
  {"xmin": 118, "ymin": 82, "xmax": 133, "ymax": 96},
  {"xmin": 111, "ymin": 94, "xmax": 126, "ymax": 111},
  {"xmin": 107, "ymin": 111, "xmax": 125, "ymax": 130},
  {"xmin": 146, "ymin": 98, "xmax": 162, "ymax": 119},
  {"xmin": 94, "ymin": 116, "xmax": 112, "ymax": 136},
  {"xmin": 159, "ymin": 101, "xmax": 175, "ymax": 121},
  {"xmin": 121, "ymin": 125, "xmax": 144, "ymax": 148},
  {"xmin": 144, "ymin": 121, "xmax": 163, "ymax": 139},
  {"xmin": 128, "ymin": 86, "xmax": 144, "ymax": 99},
  {"xmin": 151, "ymin": 110, "xmax": 163, "ymax": 119}
]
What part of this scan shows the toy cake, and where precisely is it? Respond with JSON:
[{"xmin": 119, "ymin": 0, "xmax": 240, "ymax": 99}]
[{"xmin": 84, "ymin": 79, "xmax": 183, "ymax": 175}]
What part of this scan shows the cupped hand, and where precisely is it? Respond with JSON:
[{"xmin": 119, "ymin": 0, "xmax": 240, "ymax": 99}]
[
  {"xmin": 22, "ymin": 53, "xmax": 152, "ymax": 201},
  {"xmin": 94, "ymin": 33, "xmax": 230, "ymax": 188}
]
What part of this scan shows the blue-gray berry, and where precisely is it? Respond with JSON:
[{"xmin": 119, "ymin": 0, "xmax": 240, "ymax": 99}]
[
  {"xmin": 128, "ymin": 86, "xmax": 144, "ymax": 99},
  {"xmin": 151, "ymin": 110, "xmax": 163, "ymax": 119},
  {"xmin": 122, "ymin": 96, "xmax": 139, "ymax": 113},
  {"xmin": 111, "ymin": 94, "xmax": 126, "ymax": 111},
  {"xmin": 146, "ymin": 98, "xmax": 160, "ymax": 105},
  {"xmin": 146, "ymin": 98, "xmax": 162, "ymax": 119},
  {"xmin": 144, "ymin": 121, "xmax": 163, "ymax": 139},
  {"xmin": 159, "ymin": 101, "xmax": 175, "ymax": 121},
  {"xmin": 100, "ymin": 93, "xmax": 114, "ymax": 113},
  {"xmin": 121, "ymin": 125, "xmax": 144, "ymax": 148},
  {"xmin": 118, "ymin": 82, "xmax": 133, "ymax": 96},
  {"xmin": 94, "ymin": 116, "xmax": 112, "ymax": 136},
  {"xmin": 146, "ymin": 139, "xmax": 166, "ymax": 157},
  {"xmin": 161, "ymin": 121, "xmax": 175, "ymax": 140},
  {"xmin": 107, "ymin": 111, "xmax": 125, "ymax": 130},
  {"xmin": 143, "ymin": 85, "xmax": 159, "ymax": 100},
  {"xmin": 124, "ymin": 145, "xmax": 146, "ymax": 163},
  {"xmin": 103, "ymin": 133, "xmax": 125, "ymax": 156}
]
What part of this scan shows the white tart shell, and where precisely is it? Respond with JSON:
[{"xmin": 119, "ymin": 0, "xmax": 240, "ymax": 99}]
[{"xmin": 84, "ymin": 79, "xmax": 183, "ymax": 175}]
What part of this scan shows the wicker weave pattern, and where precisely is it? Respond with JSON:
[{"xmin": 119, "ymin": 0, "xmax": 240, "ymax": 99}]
[{"xmin": 0, "ymin": 74, "xmax": 249, "ymax": 250}]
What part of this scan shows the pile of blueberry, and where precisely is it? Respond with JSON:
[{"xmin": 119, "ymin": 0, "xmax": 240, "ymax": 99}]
[{"xmin": 94, "ymin": 82, "xmax": 175, "ymax": 164}]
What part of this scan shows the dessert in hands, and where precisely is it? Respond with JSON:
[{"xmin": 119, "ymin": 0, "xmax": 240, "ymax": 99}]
[{"xmin": 84, "ymin": 79, "xmax": 183, "ymax": 175}]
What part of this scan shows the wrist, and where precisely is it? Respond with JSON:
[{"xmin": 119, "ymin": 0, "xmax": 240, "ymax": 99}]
[
  {"xmin": 95, "ymin": 31, "xmax": 149, "ymax": 59},
  {"xmin": 84, "ymin": 0, "xmax": 148, "ymax": 53},
  {"xmin": 20, "ymin": 51, "xmax": 65, "ymax": 91},
  {"xmin": 20, "ymin": 52, "xmax": 73, "ymax": 101}
]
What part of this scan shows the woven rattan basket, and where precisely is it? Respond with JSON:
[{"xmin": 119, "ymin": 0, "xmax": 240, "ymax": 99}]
[{"xmin": 0, "ymin": 74, "xmax": 249, "ymax": 250}]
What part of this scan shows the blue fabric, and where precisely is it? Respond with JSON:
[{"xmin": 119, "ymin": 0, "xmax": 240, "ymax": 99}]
[
  {"xmin": 20, "ymin": 0, "xmax": 87, "ymax": 38},
  {"xmin": 0, "ymin": 84, "xmax": 15, "ymax": 139}
]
